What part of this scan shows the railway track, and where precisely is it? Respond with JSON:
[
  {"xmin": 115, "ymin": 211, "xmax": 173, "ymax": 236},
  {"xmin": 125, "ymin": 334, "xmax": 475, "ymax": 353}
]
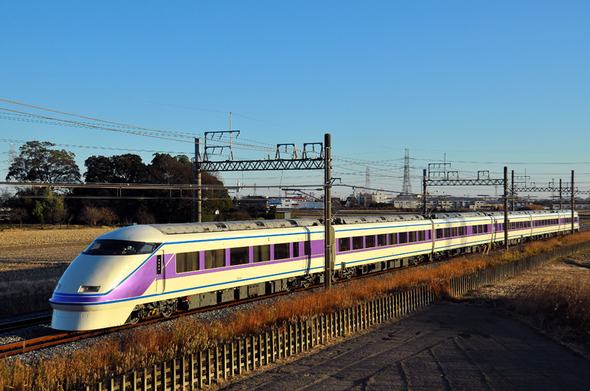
[
  {"xmin": 0, "ymin": 313, "xmax": 52, "ymax": 334},
  {"xmin": 0, "ymin": 286, "xmax": 301, "ymax": 359}
]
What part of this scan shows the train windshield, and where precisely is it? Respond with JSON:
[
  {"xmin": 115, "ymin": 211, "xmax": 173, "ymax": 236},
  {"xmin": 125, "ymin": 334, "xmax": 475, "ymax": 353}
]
[{"xmin": 83, "ymin": 240, "xmax": 161, "ymax": 256}]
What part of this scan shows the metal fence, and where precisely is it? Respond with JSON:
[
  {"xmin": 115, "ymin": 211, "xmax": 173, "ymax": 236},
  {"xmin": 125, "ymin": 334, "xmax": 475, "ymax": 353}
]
[{"xmin": 75, "ymin": 240, "xmax": 590, "ymax": 391}]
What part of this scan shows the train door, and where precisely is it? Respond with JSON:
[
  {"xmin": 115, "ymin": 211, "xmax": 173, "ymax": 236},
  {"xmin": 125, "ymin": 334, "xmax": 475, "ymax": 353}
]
[
  {"xmin": 490, "ymin": 215, "xmax": 498, "ymax": 245},
  {"xmin": 156, "ymin": 251, "xmax": 166, "ymax": 293}
]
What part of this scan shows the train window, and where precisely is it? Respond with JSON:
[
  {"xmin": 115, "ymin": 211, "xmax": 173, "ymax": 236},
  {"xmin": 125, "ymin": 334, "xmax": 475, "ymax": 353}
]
[
  {"xmin": 304, "ymin": 240, "xmax": 311, "ymax": 255},
  {"xmin": 205, "ymin": 249, "xmax": 225, "ymax": 269},
  {"xmin": 230, "ymin": 247, "xmax": 249, "ymax": 266},
  {"xmin": 84, "ymin": 240, "xmax": 162, "ymax": 256},
  {"xmin": 293, "ymin": 243, "xmax": 300, "ymax": 258},
  {"xmin": 408, "ymin": 231, "xmax": 416, "ymax": 243},
  {"xmin": 338, "ymin": 237, "xmax": 351, "ymax": 252},
  {"xmin": 444, "ymin": 228, "xmax": 451, "ymax": 238},
  {"xmin": 378, "ymin": 234, "xmax": 387, "ymax": 247},
  {"xmin": 436, "ymin": 229, "xmax": 443, "ymax": 239},
  {"xmin": 366, "ymin": 235, "xmax": 376, "ymax": 248},
  {"xmin": 451, "ymin": 227, "xmax": 457, "ymax": 237},
  {"xmin": 399, "ymin": 232, "xmax": 408, "ymax": 244},
  {"xmin": 389, "ymin": 233, "xmax": 398, "ymax": 245},
  {"xmin": 353, "ymin": 236, "xmax": 363, "ymax": 250},
  {"xmin": 253, "ymin": 245, "xmax": 270, "ymax": 263},
  {"xmin": 274, "ymin": 243, "xmax": 290, "ymax": 260},
  {"xmin": 418, "ymin": 230, "xmax": 425, "ymax": 241},
  {"xmin": 458, "ymin": 227, "xmax": 464, "ymax": 236},
  {"xmin": 176, "ymin": 251, "xmax": 199, "ymax": 273}
]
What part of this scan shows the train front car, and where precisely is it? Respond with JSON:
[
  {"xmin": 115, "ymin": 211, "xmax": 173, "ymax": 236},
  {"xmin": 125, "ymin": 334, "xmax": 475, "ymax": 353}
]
[{"xmin": 50, "ymin": 225, "xmax": 164, "ymax": 331}]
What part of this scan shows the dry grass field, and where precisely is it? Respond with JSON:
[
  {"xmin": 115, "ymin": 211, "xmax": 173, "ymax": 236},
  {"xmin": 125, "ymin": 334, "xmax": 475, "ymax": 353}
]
[
  {"xmin": 0, "ymin": 227, "xmax": 115, "ymax": 297},
  {"xmin": 0, "ymin": 227, "xmax": 115, "ymax": 270}
]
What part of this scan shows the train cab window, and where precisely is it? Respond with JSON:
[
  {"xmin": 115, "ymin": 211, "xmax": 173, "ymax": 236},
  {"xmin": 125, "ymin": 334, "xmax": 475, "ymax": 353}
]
[
  {"xmin": 353, "ymin": 236, "xmax": 363, "ymax": 250},
  {"xmin": 176, "ymin": 251, "xmax": 199, "ymax": 273},
  {"xmin": 418, "ymin": 230, "xmax": 425, "ymax": 242},
  {"xmin": 378, "ymin": 234, "xmax": 387, "ymax": 247},
  {"xmin": 399, "ymin": 232, "xmax": 408, "ymax": 244},
  {"xmin": 274, "ymin": 243, "xmax": 290, "ymax": 260},
  {"xmin": 366, "ymin": 235, "xmax": 376, "ymax": 248},
  {"xmin": 389, "ymin": 233, "xmax": 398, "ymax": 245},
  {"xmin": 408, "ymin": 231, "xmax": 416, "ymax": 243},
  {"xmin": 84, "ymin": 240, "xmax": 162, "ymax": 256},
  {"xmin": 338, "ymin": 237, "xmax": 351, "ymax": 252},
  {"xmin": 205, "ymin": 249, "xmax": 225, "ymax": 269},
  {"xmin": 253, "ymin": 245, "xmax": 270, "ymax": 263},
  {"xmin": 230, "ymin": 247, "xmax": 249, "ymax": 266}
]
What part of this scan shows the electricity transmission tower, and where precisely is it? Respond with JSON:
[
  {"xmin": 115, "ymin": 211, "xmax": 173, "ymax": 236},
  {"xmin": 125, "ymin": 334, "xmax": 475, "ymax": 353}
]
[{"xmin": 402, "ymin": 148, "xmax": 412, "ymax": 195}]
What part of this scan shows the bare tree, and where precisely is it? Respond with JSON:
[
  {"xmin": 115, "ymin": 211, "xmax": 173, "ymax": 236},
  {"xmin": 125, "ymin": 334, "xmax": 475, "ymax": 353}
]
[
  {"xmin": 80, "ymin": 206, "xmax": 103, "ymax": 226},
  {"xmin": 9, "ymin": 208, "xmax": 27, "ymax": 228}
]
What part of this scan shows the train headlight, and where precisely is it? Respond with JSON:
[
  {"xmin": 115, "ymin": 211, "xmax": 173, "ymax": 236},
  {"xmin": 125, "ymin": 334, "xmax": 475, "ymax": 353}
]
[{"xmin": 78, "ymin": 285, "xmax": 101, "ymax": 293}]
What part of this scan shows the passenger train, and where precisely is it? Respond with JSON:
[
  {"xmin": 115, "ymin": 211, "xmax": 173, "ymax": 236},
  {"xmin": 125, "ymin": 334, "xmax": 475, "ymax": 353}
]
[{"xmin": 50, "ymin": 210, "xmax": 579, "ymax": 331}]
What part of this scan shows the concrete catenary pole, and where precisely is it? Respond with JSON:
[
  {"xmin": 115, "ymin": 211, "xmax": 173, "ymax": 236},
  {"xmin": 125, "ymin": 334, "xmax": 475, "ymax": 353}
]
[
  {"xmin": 324, "ymin": 133, "xmax": 334, "ymax": 289},
  {"xmin": 571, "ymin": 170, "xmax": 575, "ymax": 234},
  {"xmin": 422, "ymin": 169, "xmax": 427, "ymax": 216},
  {"xmin": 504, "ymin": 166, "xmax": 509, "ymax": 251},
  {"xmin": 195, "ymin": 138, "xmax": 202, "ymax": 223},
  {"xmin": 511, "ymin": 170, "xmax": 515, "ymax": 211}
]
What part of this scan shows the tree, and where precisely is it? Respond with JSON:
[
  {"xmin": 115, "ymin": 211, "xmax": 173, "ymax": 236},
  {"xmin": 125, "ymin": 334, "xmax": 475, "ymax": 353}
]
[
  {"xmin": 84, "ymin": 155, "xmax": 114, "ymax": 183},
  {"xmin": 9, "ymin": 208, "xmax": 27, "ymax": 227},
  {"xmin": 6, "ymin": 141, "xmax": 81, "ymax": 183},
  {"xmin": 80, "ymin": 206, "xmax": 103, "ymax": 226}
]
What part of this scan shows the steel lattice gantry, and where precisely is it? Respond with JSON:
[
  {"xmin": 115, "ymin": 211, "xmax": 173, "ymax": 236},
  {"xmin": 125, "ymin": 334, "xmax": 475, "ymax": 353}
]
[
  {"xmin": 424, "ymin": 179, "xmax": 505, "ymax": 187},
  {"xmin": 197, "ymin": 158, "xmax": 325, "ymax": 172}
]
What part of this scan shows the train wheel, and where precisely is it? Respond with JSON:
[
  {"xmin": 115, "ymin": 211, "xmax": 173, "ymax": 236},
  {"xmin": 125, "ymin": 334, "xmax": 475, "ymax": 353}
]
[{"xmin": 160, "ymin": 299, "xmax": 177, "ymax": 318}]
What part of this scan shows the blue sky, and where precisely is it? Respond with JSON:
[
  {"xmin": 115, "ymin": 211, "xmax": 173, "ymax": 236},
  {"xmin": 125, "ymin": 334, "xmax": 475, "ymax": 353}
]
[{"xmin": 1, "ymin": 1, "xmax": 589, "ymax": 199}]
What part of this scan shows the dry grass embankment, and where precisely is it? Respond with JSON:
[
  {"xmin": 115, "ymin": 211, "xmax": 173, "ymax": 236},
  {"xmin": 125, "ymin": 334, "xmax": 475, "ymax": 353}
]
[{"xmin": 2, "ymin": 231, "xmax": 590, "ymax": 391}]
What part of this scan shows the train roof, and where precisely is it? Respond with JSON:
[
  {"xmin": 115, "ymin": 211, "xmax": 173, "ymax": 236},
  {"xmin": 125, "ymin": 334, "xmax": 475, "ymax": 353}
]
[
  {"xmin": 148, "ymin": 215, "xmax": 428, "ymax": 235},
  {"xmin": 148, "ymin": 218, "xmax": 322, "ymax": 235},
  {"xmin": 333, "ymin": 215, "xmax": 424, "ymax": 224},
  {"xmin": 430, "ymin": 212, "xmax": 487, "ymax": 219}
]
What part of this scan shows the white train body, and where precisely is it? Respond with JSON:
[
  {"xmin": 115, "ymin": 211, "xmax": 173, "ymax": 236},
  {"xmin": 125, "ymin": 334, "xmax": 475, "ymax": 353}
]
[{"xmin": 50, "ymin": 210, "xmax": 579, "ymax": 330}]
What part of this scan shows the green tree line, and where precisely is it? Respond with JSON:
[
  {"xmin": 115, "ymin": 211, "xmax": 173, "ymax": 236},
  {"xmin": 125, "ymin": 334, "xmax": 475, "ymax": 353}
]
[{"xmin": 3, "ymin": 141, "xmax": 233, "ymax": 226}]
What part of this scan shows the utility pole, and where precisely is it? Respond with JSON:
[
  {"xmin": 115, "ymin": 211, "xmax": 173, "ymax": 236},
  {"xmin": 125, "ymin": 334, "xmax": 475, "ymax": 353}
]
[{"xmin": 324, "ymin": 133, "xmax": 334, "ymax": 289}]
